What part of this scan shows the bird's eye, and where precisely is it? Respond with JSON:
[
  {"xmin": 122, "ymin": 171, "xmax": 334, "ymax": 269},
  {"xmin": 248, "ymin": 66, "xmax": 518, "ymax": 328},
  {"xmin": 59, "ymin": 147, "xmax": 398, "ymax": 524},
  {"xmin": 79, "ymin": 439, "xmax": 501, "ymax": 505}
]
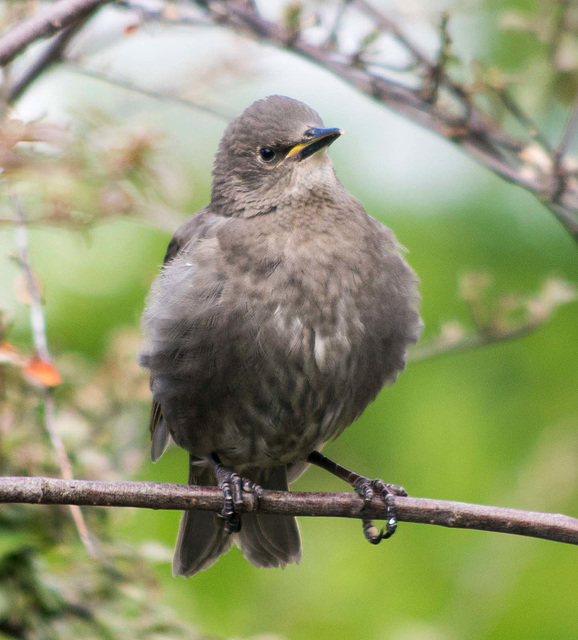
[{"xmin": 259, "ymin": 147, "xmax": 276, "ymax": 162}]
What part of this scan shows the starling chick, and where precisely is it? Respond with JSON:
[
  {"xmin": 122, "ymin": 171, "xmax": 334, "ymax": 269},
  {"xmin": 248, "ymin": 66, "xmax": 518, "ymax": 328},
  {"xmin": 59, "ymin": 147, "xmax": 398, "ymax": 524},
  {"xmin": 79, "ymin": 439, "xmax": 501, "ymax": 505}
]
[{"xmin": 140, "ymin": 95, "xmax": 422, "ymax": 577}]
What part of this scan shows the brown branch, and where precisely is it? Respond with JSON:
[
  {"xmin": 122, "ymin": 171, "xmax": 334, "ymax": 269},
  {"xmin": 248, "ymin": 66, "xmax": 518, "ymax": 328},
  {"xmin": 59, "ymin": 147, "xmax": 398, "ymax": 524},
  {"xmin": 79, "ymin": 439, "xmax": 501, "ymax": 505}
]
[
  {"xmin": 195, "ymin": 1, "xmax": 578, "ymax": 243},
  {"xmin": 12, "ymin": 196, "xmax": 98, "ymax": 559},
  {"xmin": 0, "ymin": 0, "xmax": 111, "ymax": 67},
  {"xmin": 2, "ymin": 0, "xmax": 578, "ymax": 240},
  {"xmin": 0, "ymin": 476, "xmax": 576, "ymax": 545},
  {"xmin": 2, "ymin": 0, "xmax": 577, "ymax": 241},
  {"xmin": 7, "ymin": 20, "xmax": 90, "ymax": 103}
]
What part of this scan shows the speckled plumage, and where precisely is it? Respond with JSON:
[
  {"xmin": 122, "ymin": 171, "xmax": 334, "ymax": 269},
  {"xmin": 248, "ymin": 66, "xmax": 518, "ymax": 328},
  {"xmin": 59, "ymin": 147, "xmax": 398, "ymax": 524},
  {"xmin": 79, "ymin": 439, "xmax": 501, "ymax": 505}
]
[{"xmin": 140, "ymin": 95, "xmax": 422, "ymax": 576}]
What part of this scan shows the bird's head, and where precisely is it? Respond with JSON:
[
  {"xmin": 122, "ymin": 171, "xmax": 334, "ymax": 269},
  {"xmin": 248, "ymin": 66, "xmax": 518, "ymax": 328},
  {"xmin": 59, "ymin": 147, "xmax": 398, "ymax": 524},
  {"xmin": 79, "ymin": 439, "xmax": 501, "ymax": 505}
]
[{"xmin": 211, "ymin": 95, "xmax": 342, "ymax": 216}]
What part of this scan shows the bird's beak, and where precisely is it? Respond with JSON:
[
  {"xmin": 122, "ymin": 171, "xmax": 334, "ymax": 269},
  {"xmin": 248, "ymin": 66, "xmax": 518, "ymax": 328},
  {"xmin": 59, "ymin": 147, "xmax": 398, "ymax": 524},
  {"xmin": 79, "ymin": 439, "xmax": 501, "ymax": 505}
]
[{"xmin": 286, "ymin": 127, "xmax": 343, "ymax": 161}]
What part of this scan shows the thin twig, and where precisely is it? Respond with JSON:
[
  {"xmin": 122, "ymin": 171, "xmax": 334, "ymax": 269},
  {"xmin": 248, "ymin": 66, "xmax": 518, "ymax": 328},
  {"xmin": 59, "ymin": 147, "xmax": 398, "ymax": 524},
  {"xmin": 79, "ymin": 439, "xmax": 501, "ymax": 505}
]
[
  {"xmin": 408, "ymin": 324, "xmax": 536, "ymax": 364},
  {"xmin": 325, "ymin": 0, "xmax": 352, "ymax": 50},
  {"xmin": 65, "ymin": 63, "xmax": 233, "ymax": 121},
  {"xmin": 203, "ymin": 1, "xmax": 578, "ymax": 242},
  {"xmin": 353, "ymin": 0, "xmax": 431, "ymax": 69},
  {"xmin": 423, "ymin": 11, "xmax": 451, "ymax": 104},
  {"xmin": 7, "ymin": 20, "xmax": 89, "ymax": 103},
  {"xmin": 12, "ymin": 195, "xmax": 98, "ymax": 559},
  {"xmin": 548, "ymin": 0, "xmax": 571, "ymax": 64},
  {"xmin": 13, "ymin": 197, "xmax": 50, "ymax": 361},
  {"xmin": 492, "ymin": 86, "xmax": 554, "ymax": 153},
  {"xmin": 0, "ymin": 476, "xmax": 576, "ymax": 545},
  {"xmin": 1, "ymin": 0, "xmax": 578, "ymax": 241},
  {"xmin": 552, "ymin": 93, "xmax": 578, "ymax": 201},
  {"xmin": 0, "ymin": 0, "xmax": 112, "ymax": 67}
]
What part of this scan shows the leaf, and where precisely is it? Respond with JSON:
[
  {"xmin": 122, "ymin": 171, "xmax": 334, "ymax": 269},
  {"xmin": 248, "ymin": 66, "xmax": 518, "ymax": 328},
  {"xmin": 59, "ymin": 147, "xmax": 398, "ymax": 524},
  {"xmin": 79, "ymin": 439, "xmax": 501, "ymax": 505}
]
[
  {"xmin": 24, "ymin": 357, "xmax": 62, "ymax": 387},
  {"xmin": 0, "ymin": 342, "xmax": 24, "ymax": 366}
]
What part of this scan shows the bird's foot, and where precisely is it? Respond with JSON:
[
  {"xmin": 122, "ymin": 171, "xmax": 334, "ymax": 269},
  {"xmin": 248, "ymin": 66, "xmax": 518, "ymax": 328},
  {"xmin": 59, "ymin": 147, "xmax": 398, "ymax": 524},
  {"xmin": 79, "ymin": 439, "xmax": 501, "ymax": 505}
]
[
  {"xmin": 354, "ymin": 477, "xmax": 407, "ymax": 544},
  {"xmin": 307, "ymin": 450, "xmax": 407, "ymax": 544},
  {"xmin": 210, "ymin": 453, "xmax": 263, "ymax": 534}
]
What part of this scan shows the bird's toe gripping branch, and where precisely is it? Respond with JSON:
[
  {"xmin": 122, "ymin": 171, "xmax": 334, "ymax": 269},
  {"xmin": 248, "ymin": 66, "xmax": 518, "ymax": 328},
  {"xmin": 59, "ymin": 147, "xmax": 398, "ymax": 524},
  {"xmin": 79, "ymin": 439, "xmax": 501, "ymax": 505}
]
[
  {"xmin": 354, "ymin": 477, "xmax": 407, "ymax": 544},
  {"xmin": 209, "ymin": 453, "xmax": 263, "ymax": 534},
  {"xmin": 307, "ymin": 450, "xmax": 407, "ymax": 545}
]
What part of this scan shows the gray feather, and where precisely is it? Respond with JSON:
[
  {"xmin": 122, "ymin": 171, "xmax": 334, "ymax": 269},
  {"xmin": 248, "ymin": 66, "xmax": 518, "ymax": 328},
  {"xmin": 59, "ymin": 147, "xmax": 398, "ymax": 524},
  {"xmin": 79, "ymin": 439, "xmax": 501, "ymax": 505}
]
[
  {"xmin": 236, "ymin": 466, "xmax": 301, "ymax": 568},
  {"xmin": 150, "ymin": 416, "xmax": 170, "ymax": 462},
  {"xmin": 172, "ymin": 459, "xmax": 233, "ymax": 577}
]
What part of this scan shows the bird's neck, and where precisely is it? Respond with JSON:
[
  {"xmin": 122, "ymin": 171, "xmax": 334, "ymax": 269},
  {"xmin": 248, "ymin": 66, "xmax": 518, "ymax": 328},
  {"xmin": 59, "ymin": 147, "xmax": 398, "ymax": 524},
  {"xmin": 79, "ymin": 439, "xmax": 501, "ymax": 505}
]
[{"xmin": 211, "ymin": 158, "xmax": 343, "ymax": 219}]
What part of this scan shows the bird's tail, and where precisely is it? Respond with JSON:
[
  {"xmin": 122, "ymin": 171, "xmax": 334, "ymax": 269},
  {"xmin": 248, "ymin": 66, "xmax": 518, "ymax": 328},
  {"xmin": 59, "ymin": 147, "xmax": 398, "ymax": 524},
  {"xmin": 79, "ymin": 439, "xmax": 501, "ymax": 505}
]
[
  {"xmin": 172, "ymin": 458, "xmax": 233, "ymax": 577},
  {"xmin": 236, "ymin": 465, "xmax": 302, "ymax": 569},
  {"xmin": 173, "ymin": 460, "xmax": 301, "ymax": 577}
]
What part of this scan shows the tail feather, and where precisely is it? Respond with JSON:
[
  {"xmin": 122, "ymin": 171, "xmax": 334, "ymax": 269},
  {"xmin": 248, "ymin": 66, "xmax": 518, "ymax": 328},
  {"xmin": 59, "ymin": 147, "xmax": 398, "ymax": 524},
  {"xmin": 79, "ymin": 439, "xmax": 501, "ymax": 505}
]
[
  {"xmin": 172, "ymin": 459, "xmax": 233, "ymax": 577},
  {"xmin": 236, "ymin": 466, "xmax": 302, "ymax": 569},
  {"xmin": 150, "ymin": 416, "xmax": 171, "ymax": 462}
]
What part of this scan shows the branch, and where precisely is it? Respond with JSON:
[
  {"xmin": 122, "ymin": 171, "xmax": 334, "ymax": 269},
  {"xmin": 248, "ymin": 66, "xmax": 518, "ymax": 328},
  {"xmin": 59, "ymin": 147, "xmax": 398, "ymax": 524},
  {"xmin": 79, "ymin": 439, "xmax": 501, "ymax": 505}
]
[
  {"xmin": 0, "ymin": 0, "xmax": 111, "ymax": 67},
  {"xmin": 409, "ymin": 275, "xmax": 577, "ymax": 363},
  {"xmin": 12, "ymin": 196, "xmax": 98, "ymax": 559},
  {"xmin": 0, "ymin": 476, "xmax": 576, "ymax": 545},
  {"xmin": 190, "ymin": 0, "xmax": 578, "ymax": 243},
  {"xmin": 408, "ymin": 323, "xmax": 535, "ymax": 364},
  {"xmin": 2, "ymin": 0, "xmax": 578, "ymax": 241},
  {"xmin": 65, "ymin": 63, "xmax": 233, "ymax": 121},
  {"xmin": 7, "ymin": 20, "xmax": 90, "ymax": 103}
]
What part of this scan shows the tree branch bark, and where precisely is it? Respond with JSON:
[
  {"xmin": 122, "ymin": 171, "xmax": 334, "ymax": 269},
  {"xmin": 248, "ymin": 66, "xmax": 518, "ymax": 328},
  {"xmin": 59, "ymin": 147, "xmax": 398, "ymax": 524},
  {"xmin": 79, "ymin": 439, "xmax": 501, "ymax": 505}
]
[
  {"xmin": 0, "ymin": 0, "xmax": 111, "ymax": 67},
  {"xmin": 2, "ymin": 0, "xmax": 578, "ymax": 241},
  {"xmin": 1, "ymin": 476, "xmax": 576, "ymax": 545}
]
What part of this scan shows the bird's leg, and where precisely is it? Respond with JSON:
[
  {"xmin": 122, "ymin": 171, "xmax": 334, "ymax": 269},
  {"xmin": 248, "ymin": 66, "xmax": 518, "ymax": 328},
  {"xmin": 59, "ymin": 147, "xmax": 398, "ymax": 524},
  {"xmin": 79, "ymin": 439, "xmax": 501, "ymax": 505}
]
[
  {"xmin": 307, "ymin": 450, "xmax": 407, "ymax": 544},
  {"xmin": 209, "ymin": 453, "xmax": 263, "ymax": 534}
]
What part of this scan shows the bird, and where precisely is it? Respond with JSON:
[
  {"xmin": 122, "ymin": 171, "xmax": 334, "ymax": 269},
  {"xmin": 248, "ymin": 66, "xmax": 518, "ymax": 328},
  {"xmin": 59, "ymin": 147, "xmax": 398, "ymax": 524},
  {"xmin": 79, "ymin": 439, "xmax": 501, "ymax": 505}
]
[{"xmin": 140, "ymin": 95, "xmax": 422, "ymax": 577}]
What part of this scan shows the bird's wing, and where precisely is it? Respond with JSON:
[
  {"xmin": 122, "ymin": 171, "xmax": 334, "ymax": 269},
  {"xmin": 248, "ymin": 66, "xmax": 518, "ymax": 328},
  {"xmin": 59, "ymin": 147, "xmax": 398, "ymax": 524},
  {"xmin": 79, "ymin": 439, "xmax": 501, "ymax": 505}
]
[{"xmin": 147, "ymin": 208, "xmax": 215, "ymax": 460}]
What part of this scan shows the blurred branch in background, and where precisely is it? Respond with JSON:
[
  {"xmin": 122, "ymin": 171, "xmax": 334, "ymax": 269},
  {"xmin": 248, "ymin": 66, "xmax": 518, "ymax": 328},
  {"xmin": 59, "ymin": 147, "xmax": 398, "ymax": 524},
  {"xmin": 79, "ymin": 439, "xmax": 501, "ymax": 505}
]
[
  {"xmin": 0, "ymin": 0, "xmax": 109, "ymax": 67},
  {"xmin": 65, "ymin": 63, "xmax": 234, "ymax": 122},
  {"xmin": 409, "ymin": 274, "xmax": 577, "ymax": 363},
  {"xmin": 2, "ymin": 0, "xmax": 578, "ymax": 241},
  {"xmin": 10, "ymin": 193, "xmax": 98, "ymax": 559},
  {"xmin": 0, "ymin": 475, "xmax": 577, "ymax": 544}
]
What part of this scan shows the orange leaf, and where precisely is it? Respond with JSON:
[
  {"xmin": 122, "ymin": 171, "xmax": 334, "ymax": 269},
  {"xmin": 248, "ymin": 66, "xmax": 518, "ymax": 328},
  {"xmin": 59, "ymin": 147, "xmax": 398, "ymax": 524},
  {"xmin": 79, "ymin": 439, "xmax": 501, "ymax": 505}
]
[
  {"xmin": 0, "ymin": 342, "xmax": 24, "ymax": 366},
  {"xmin": 24, "ymin": 357, "xmax": 62, "ymax": 387}
]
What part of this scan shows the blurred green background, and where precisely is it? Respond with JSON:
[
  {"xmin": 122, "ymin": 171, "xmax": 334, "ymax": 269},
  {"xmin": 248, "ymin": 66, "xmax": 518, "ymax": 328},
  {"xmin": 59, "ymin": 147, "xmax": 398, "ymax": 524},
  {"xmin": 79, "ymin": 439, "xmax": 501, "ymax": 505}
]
[{"xmin": 1, "ymin": 1, "xmax": 577, "ymax": 639}]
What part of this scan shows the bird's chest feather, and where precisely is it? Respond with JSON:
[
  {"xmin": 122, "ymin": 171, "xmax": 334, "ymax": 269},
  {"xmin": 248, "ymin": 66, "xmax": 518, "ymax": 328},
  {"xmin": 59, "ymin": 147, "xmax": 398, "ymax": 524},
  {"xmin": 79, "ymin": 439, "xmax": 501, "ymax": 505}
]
[{"xmin": 221, "ymin": 216, "xmax": 370, "ymax": 376}]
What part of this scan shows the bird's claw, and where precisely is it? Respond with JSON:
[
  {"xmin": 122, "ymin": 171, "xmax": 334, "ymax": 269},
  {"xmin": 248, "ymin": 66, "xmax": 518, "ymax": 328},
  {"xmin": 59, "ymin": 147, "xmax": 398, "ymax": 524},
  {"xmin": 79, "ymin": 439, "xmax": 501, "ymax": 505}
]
[
  {"xmin": 354, "ymin": 477, "xmax": 407, "ymax": 544},
  {"xmin": 210, "ymin": 454, "xmax": 263, "ymax": 534},
  {"xmin": 242, "ymin": 478, "xmax": 264, "ymax": 506},
  {"xmin": 216, "ymin": 469, "xmax": 242, "ymax": 534}
]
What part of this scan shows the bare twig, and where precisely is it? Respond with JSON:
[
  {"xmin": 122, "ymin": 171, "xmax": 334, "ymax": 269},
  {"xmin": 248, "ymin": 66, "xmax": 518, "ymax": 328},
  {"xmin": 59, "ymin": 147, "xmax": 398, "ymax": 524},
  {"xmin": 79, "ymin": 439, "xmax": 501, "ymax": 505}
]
[
  {"xmin": 548, "ymin": 0, "xmax": 571, "ymax": 64},
  {"xmin": 408, "ymin": 324, "xmax": 535, "ymax": 364},
  {"xmin": 65, "ymin": 63, "xmax": 233, "ymax": 121},
  {"xmin": 1, "ymin": 0, "xmax": 577, "ymax": 242},
  {"xmin": 13, "ymin": 196, "xmax": 50, "ymax": 361},
  {"xmin": 0, "ymin": 476, "xmax": 576, "ymax": 545},
  {"xmin": 325, "ymin": 0, "xmax": 352, "ymax": 50},
  {"xmin": 556, "ymin": 98, "xmax": 578, "ymax": 161},
  {"xmin": 422, "ymin": 12, "xmax": 452, "ymax": 104},
  {"xmin": 12, "ymin": 195, "xmax": 98, "ymax": 559},
  {"xmin": 492, "ymin": 86, "xmax": 554, "ymax": 153},
  {"xmin": 7, "ymin": 20, "xmax": 90, "ymax": 103},
  {"xmin": 553, "ymin": 94, "xmax": 578, "ymax": 201},
  {"xmin": 198, "ymin": 1, "xmax": 578, "ymax": 242},
  {"xmin": 0, "ymin": 0, "xmax": 112, "ymax": 67}
]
